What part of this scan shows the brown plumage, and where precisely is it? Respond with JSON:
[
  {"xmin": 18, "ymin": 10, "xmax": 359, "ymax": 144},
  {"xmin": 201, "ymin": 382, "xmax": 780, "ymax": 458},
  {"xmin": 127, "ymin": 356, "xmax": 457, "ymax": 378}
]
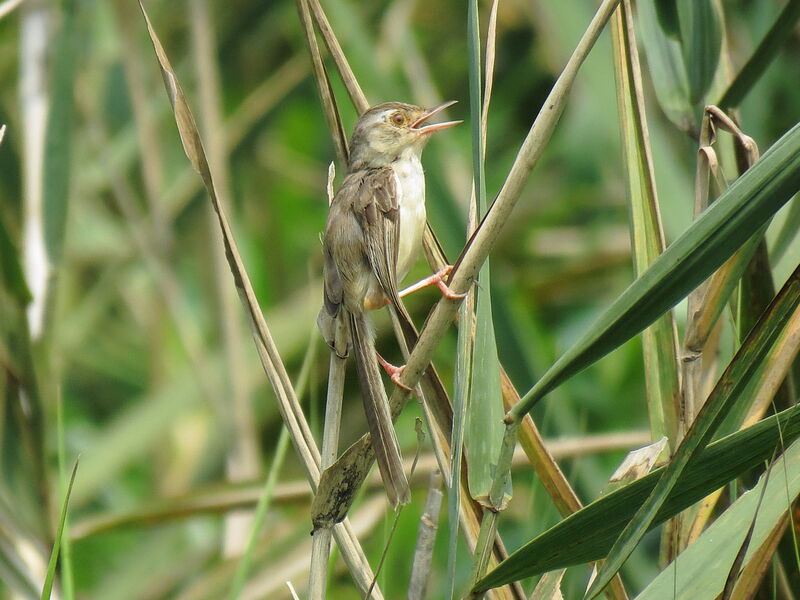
[{"xmin": 317, "ymin": 101, "xmax": 460, "ymax": 507}]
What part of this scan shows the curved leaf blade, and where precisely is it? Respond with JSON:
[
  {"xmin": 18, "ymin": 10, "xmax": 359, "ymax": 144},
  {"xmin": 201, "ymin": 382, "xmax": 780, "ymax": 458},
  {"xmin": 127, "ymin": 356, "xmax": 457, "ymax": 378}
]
[
  {"xmin": 587, "ymin": 264, "xmax": 800, "ymax": 597},
  {"xmin": 473, "ymin": 403, "xmax": 800, "ymax": 590},
  {"xmin": 636, "ymin": 437, "xmax": 800, "ymax": 600},
  {"xmin": 513, "ymin": 121, "xmax": 800, "ymax": 418}
]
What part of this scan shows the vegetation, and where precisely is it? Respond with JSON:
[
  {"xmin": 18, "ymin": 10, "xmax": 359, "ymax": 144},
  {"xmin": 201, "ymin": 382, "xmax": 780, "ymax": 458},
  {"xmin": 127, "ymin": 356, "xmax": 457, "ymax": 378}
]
[{"xmin": 1, "ymin": 0, "xmax": 799, "ymax": 598}]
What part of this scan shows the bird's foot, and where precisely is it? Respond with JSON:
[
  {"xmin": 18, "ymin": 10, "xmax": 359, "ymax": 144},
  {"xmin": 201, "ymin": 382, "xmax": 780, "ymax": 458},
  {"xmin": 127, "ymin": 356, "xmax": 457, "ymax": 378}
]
[
  {"xmin": 399, "ymin": 265, "xmax": 467, "ymax": 301},
  {"xmin": 377, "ymin": 354, "xmax": 420, "ymax": 396}
]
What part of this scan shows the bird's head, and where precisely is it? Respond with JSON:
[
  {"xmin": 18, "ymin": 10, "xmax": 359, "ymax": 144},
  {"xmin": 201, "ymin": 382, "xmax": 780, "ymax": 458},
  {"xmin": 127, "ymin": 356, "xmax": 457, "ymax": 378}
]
[{"xmin": 348, "ymin": 101, "xmax": 461, "ymax": 170}]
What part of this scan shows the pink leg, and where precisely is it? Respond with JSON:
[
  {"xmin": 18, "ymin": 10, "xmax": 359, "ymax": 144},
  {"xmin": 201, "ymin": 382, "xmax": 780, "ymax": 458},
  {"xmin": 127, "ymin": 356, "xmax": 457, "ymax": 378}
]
[
  {"xmin": 399, "ymin": 265, "xmax": 467, "ymax": 301},
  {"xmin": 377, "ymin": 354, "xmax": 420, "ymax": 396}
]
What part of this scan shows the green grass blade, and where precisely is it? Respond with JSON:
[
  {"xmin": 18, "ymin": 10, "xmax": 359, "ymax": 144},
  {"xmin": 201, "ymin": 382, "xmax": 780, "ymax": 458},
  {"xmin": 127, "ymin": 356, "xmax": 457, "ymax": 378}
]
[
  {"xmin": 718, "ymin": 0, "xmax": 800, "ymax": 109},
  {"xmin": 586, "ymin": 264, "xmax": 800, "ymax": 598},
  {"xmin": 464, "ymin": 0, "xmax": 504, "ymax": 508},
  {"xmin": 636, "ymin": 437, "xmax": 800, "ymax": 599},
  {"xmin": 40, "ymin": 458, "xmax": 78, "ymax": 600},
  {"xmin": 467, "ymin": 285, "xmax": 505, "ymax": 504},
  {"xmin": 42, "ymin": 2, "xmax": 79, "ymax": 595},
  {"xmin": 611, "ymin": 0, "xmax": 680, "ymax": 443},
  {"xmin": 677, "ymin": 0, "xmax": 722, "ymax": 104},
  {"xmin": 473, "ymin": 403, "xmax": 800, "ymax": 590},
  {"xmin": 54, "ymin": 391, "xmax": 73, "ymax": 600},
  {"xmin": 512, "ymin": 121, "xmax": 800, "ymax": 419}
]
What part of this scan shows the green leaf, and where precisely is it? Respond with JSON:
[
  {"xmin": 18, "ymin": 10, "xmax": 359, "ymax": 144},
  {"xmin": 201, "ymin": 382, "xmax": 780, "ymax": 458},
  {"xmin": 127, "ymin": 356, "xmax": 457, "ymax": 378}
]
[
  {"xmin": 637, "ymin": 0, "xmax": 693, "ymax": 132},
  {"xmin": 677, "ymin": 0, "xmax": 722, "ymax": 104},
  {"xmin": 467, "ymin": 273, "xmax": 506, "ymax": 504},
  {"xmin": 512, "ymin": 121, "xmax": 800, "ymax": 419},
  {"xmin": 465, "ymin": 3, "xmax": 504, "ymax": 502},
  {"xmin": 473, "ymin": 403, "xmax": 800, "ymax": 590},
  {"xmin": 40, "ymin": 459, "xmax": 78, "ymax": 600},
  {"xmin": 611, "ymin": 0, "xmax": 680, "ymax": 443},
  {"xmin": 636, "ymin": 437, "xmax": 800, "ymax": 600},
  {"xmin": 586, "ymin": 264, "xmax": 800, "ymax": 598}
]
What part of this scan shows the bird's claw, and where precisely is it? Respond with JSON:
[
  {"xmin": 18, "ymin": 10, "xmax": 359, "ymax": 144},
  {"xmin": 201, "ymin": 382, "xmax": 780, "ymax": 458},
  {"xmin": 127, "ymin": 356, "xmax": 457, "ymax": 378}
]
[
  {"xmin": 399, "ymin": 265, "xmax": 467, "ymax": 302},
  {"xmin": 377, "ymin": 355, "xmax": 421, "ymax": 397}
]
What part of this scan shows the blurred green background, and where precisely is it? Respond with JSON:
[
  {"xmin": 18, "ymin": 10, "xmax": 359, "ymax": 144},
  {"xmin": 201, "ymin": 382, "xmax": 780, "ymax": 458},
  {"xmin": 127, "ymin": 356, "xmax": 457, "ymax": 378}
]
[{"xmin": 1, "ymin": 0, "xmax": 799, "ymax": 598}]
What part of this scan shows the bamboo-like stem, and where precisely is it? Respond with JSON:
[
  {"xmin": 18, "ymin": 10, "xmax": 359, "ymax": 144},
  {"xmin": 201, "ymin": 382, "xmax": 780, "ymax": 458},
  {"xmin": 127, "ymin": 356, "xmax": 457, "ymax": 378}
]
[
  {"xmin": 315, "ymin": 0, "xmax": 621, "ymax": 579},
  {"xmin": 306, "ymin": 0, "xmax": 369, "ymax": 114},
  {"xmin": 402, "ymin": 0, "xmax": 622, "ymax": 417},
  {"xmin": 678, "ymin": 110, "xmax": 761, "ymax": 486},
  {"xmin": 138, "ymin": 5, "xmax": 383, "ymax": 596},
  {"xmin": 681, "ymin": 113, "xmax": 722, "ymax": 431},
  {"xmin": 409, "ymin": 471, "xmax": 444, "ymax": 600},
  {"xmin": 295, "ymin": 0, "xmax": 348, "ymax": 167},
  {"xmin": 681, "ymin": 107, "xmax": 761, "ymax": 416},
  {"xmin": 308, "ymin": 354, "xmax": 346, "ymax": 600},
  {"xmin": 298, "ymin": 7, "xmax": 519, "ymax": 597},
  {"xmin": 434, "ymin": 0, "xmax": 622, "ymax": 557}
]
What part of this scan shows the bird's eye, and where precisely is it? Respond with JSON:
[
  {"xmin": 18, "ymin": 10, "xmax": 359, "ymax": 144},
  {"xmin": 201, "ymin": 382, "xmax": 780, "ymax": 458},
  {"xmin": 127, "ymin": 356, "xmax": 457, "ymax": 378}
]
[{"xmin": 390, "ymin": 112, "xmax": 405, "ymax": 126}]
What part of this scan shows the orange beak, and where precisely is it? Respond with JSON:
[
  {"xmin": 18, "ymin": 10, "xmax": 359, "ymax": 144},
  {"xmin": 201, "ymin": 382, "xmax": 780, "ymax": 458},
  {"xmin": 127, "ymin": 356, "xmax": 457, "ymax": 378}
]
[{"xmin": 411, "ymin": 100, "xmax": 462, "ymax": 134}]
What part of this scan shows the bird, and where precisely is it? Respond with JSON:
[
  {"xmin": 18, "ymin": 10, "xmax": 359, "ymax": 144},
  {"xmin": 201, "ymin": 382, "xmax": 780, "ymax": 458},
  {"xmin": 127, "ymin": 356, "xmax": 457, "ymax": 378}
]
[{"xmin": 317, "ymin": 101, "xmax": 462, "ymax": 507}]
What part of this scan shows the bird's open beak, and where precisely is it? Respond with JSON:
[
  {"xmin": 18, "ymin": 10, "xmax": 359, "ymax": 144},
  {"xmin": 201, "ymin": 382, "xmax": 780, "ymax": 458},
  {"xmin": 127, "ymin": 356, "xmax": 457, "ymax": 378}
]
[{"xmin": 411, "ymin": 100, "xmax": 462, "ymax": 134}]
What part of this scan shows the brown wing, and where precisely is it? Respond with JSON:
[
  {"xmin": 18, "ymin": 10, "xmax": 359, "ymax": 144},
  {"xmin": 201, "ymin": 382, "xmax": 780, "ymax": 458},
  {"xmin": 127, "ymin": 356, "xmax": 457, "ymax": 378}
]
[
  {"xmin": 318, "ymin": 173, "xmax": 367, "ymax": 355},
  {"xmin": 318, "ymin": 167, "xmax": 403, "ymax": 351},
  {"xmin": 352, "ymin": 167, "xmax": 401, "ymax": 301}
]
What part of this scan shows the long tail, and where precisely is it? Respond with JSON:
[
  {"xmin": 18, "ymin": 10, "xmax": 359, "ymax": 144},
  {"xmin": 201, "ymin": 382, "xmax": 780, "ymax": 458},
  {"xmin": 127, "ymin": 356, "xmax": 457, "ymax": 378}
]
[{"xmin": 349, "ymin": 309, "xmax": 410, "ymax": 507}]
